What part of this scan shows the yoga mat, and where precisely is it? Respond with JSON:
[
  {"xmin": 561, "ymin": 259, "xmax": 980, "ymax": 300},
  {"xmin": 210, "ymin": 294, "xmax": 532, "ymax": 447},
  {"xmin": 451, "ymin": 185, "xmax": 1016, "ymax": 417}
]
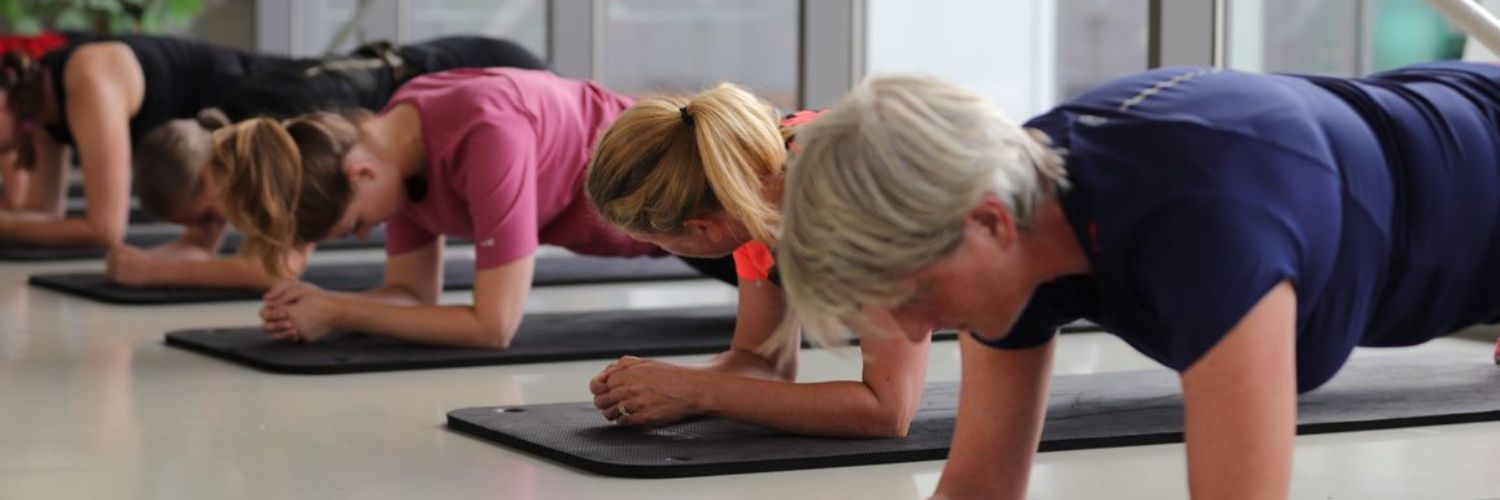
[
  {"xmin": 165, "ymin": 307, "xmax": 1097, "ymax": 374},
  {"xmin": 446, "ymin": 353, "xmax": 1500, "ymax": 478},
  {"xmin": 0, "ymin": 226, "xmax": 391, "ymax": 261},
  {"xmin": 165, "ymin": 305, "xmax": 744, "ymax": 374},
  {"xmin": 31, "ymin": 255, "xmax": 704, "ymax": 304}
]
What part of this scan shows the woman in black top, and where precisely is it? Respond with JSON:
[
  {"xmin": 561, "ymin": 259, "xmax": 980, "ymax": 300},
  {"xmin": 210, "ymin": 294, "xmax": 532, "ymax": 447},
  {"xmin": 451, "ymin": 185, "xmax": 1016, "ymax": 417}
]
[{"xmin": 0, "ymin": 34, "xmax": 544, "ymax": 288}]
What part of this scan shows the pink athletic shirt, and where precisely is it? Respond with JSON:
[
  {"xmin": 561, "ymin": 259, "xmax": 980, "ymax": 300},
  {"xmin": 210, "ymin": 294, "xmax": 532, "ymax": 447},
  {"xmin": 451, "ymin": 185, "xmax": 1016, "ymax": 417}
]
[{"xmin": 380, "ymin": 68, "xmax": 662, "ymax": 269}]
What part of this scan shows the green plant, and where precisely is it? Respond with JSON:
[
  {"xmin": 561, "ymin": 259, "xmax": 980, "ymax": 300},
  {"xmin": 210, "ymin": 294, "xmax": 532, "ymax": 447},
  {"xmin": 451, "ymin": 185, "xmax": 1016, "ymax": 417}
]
[{"xmin": 0, "ymin": 0, "xmax": 205, "ymax": 35}]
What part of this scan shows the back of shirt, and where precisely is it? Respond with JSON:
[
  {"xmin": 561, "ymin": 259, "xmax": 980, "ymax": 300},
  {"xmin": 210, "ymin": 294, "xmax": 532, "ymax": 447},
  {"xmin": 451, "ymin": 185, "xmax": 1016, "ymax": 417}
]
[
  {"xmin": 989, "ymin": 63, "xmax": 1500, "ymax": 391},
  {"xmin": 43, "ymin": 34, "xmax": 280, "ymax": 145},
  {"xmin": 383, "ymin": 68, "xmax": 660, "ymax": 269}
]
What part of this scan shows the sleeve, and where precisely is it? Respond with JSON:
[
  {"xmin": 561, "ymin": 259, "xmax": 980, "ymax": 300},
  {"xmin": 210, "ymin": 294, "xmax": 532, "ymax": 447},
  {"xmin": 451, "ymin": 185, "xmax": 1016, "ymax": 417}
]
[
  {"xmin": 976, "ymin": 277, "xmax": 1093, "ymax": 350},
  {"xmin": 384, "ymin": 210, "xmax": 437, "ymax": 257},
  {"xmin": 732, "ymin": 241, "xmax": 776, "ymax": 282},
  {"xmin": 456, "ymin": 119, "xmax": 541, "ymax": 270},
  {"xmin": 1131, "ymin": 200, "xmax": 1304, "ymax": 371}
]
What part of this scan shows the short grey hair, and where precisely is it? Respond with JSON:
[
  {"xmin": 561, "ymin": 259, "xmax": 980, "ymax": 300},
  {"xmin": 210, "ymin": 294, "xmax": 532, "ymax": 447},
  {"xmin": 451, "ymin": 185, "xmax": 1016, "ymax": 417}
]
[{"xmin": 778, "ymin": 74, "xmax": 1066, "ymax": 344}]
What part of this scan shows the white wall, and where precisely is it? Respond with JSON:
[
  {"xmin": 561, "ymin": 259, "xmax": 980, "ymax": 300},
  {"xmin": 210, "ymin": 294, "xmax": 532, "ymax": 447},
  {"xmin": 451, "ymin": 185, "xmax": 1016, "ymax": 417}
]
[{"xmin": 864, "ymin": 0, "xmax": 1057, "ymax": 120}]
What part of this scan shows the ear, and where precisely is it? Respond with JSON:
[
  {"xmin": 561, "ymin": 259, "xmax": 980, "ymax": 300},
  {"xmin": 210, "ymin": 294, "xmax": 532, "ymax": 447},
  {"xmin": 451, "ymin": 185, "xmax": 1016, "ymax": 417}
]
[
  {"xmin": 682, "ymin": 216, "xmax": 722, "ymax": 239},
  {"xmin": 344, "ymin": 154, "xmax": 379, "ymax": 184},
  {"xmin": 967, "ymin": 193, "xmax": 1018, "ymax": 247}
]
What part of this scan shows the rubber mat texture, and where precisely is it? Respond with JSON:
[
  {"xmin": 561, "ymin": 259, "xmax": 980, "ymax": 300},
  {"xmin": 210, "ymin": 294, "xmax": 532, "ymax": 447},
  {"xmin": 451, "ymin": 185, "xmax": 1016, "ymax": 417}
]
[
  {"xmin": 166, "ymin": 306, "xmax": 745, "ymax": 373},
  {"xmin": 446, "ymin": 354, "xmax": 1500, "ymax": 477},
  {"xmin": 0, "ymin": 226, "xmax": 389, "ymax": 261},
  {"xmin": 31, "ymin": 255, "xmax": 702, "ymax": 304},
  {"xmin": 162, "ymin": 306, "xmax": 1075, "ymax": 374}
]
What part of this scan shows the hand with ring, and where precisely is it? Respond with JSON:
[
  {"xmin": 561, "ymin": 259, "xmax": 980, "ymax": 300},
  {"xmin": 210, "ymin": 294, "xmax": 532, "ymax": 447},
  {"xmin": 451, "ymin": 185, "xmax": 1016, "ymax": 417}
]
[{"xmin": 590, "ymin": 356, "xmax": 707, "ymax": 426}]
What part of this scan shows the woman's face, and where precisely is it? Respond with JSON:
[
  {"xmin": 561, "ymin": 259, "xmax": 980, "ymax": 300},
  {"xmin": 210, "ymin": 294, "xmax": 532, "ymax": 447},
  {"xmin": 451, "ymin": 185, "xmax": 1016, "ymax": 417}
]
[
  {"xmin": 884, "ymin": 210, "xmax": 1035, "ymax": 343},
  {"xmin": 169, "ymin": 176, "xmax": 225, "ymax": 227},
  {"xmin": 326, "ymin": 152, "xmax": 407, "ymax": 240}
]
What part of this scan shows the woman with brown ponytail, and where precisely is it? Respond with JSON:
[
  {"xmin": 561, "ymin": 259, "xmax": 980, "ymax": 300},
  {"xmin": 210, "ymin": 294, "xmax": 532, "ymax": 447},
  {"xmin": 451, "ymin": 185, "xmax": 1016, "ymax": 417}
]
[
  {"xmin": 0, "ymin": 33, "xmax": 287, "ymax": 251},
  {"xmin": 582, "ymin": 84, "xmax": 929, "ymax": 438},
  {"xmin": 0, "ymin": 34, "xmax": 548, "ymax": 289},
  {"xmin": 109, "ymin": 36, "xmax": 548, "ymax": 288},
  {"xmin": 210, "ymin": 67, "xmax": 683, "ymax": 348}
]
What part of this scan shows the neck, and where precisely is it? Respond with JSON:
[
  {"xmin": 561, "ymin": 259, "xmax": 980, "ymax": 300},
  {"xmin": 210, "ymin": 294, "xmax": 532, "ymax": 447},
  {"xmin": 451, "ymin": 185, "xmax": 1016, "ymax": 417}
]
[
  {"xmin": 763, "ymin": 172, "xmax": 786, "ymax": 211},
  {"xmin": 363, "ymin": 104, "xmax": 426, "ymax": 178},
  {"xmin": 1019, "ymin": 195, "xmax": 1091, "ymax": 285}
]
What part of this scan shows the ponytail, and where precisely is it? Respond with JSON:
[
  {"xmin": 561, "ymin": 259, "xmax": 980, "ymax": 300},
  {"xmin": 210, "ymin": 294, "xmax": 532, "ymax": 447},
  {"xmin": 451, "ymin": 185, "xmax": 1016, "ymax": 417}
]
[
  {"xmin": 2, "ymin": 49, "xmax": 47, "ymax": 169},
  {"xmin": 0, "ymin": 50, "xmax": 45, "ymax": 124},
  {"xmin": 586, "ymin": 83, "xmax": 786, "ymax": 243},
  {"xmin": 210, "ymin": 112, "xmax": 362, "ymax": 278}
]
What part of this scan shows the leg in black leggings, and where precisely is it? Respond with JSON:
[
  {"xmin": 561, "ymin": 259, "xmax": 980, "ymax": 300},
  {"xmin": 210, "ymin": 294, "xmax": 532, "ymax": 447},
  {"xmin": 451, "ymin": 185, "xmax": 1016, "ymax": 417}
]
[{"xmin": 394, "ymin": 36, "xmax": 548, "ymax": 77}]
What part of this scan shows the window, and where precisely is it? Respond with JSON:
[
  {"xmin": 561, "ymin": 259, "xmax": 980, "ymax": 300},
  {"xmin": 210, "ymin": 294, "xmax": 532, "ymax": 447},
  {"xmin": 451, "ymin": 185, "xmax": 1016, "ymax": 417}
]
[
  {"xmin": 866, "ymin": 0, "xmax": 1149, "ymax": 119},
  {"xmin": 404, "ymin": 0, "xmax": 549, "ymax": 60},
  {"xmin": 599, "ymin": 0, "xmax": 800, "ymax": 109}
]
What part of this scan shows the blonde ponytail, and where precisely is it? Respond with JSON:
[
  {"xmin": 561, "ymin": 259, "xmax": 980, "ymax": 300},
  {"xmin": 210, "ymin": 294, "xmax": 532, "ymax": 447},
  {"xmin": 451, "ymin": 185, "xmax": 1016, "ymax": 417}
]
[{"xmin": 587, "ymin": 83, "xmax": 787, "ymax": 243}]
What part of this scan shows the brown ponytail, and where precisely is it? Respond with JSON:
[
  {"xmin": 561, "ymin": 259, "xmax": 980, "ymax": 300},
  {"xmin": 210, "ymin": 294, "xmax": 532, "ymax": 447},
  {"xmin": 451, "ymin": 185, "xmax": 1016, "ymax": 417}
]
[
  {"xmin": 0, "ymin": 50, "xmax": 46, "ymax": 124},
  {"xmin": 586, "ymin": 83, "xmax": 787, "ymax": 243},
  {"xmin": 1, "ymin": 50, "xmax": 47, "ymax": 168},
  {"xmin": 134, "ymin": 108, "xmax": 233, "ymax": 221},
  {"xmin": 209, "ymin": 111, "xmax": 363, "ymax": 278}
]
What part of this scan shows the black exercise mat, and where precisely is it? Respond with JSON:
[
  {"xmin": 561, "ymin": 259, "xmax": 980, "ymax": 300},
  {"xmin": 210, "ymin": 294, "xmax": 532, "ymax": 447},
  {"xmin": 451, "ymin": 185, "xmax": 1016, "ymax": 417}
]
[
  {"xmin": 165, "ymin": 305, "xmax": 744, "ymax": 373},
  {"xmin": 31, "ymin": 255, "xmax": 704, "ymax": 304},
  {"xmin": 0, "ymin": 226, "xmax": 390, "ymax": 261},
  {"xmin": 446, "ymin": 354, "xmax": 1500, "ymax": 478},
  {"xmin": 162, "ymin": 306, "xmax": 1087, "ymax": 374}
]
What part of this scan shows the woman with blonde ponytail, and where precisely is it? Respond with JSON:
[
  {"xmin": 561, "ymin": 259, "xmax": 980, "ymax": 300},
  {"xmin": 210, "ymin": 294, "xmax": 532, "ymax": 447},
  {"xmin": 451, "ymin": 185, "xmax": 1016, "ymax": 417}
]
[
  {"xmin": 583, "ymin": 83, "xmax": 931, "ymax": 438},
  {"xmin": 210, "ymin": 67, "xmax": 694, "ymax": 348}
]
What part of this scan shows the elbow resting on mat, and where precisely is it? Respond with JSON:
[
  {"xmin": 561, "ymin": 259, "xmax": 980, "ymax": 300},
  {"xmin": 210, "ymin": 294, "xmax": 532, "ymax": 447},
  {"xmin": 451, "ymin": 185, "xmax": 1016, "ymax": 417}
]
[
  {"xmin": 830, "ymin": 391, "xmax": 919, "ymax": 439},
  {"xmin": 473, "ymin": 306, "xmax": 524, "ymax": 349}
]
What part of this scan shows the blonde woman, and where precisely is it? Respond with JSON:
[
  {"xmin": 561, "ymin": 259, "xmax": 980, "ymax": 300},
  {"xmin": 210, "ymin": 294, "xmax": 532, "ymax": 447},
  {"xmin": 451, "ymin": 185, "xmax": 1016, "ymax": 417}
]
[
  {"xmin": 778, "ymin": 63, "xmax": 1500, "ymax": 498},
  {"xmin": 583, "ymin": 84, "xmax": 929, "ymax": 438},
  {"xmin": 210, "ymin": 67, "xmax": 699, "ymax": 348}
]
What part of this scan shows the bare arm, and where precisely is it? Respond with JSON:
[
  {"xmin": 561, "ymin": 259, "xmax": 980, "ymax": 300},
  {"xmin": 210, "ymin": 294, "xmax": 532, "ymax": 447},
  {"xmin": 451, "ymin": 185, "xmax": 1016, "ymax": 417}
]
[
  {"xmin": 1, "ymin": 45, "xmax": 140, "ymax": 247},
  {"xmin": 266, "ymin": 240, "xmax": 536, "ymax": 348},
  {"xmin": 107, "ymin": 224, "xmax": 308, "ymax": 289},
  {"xmin": 699, "ymin": 331, "xmax": 930, "ymax": 438},
  {"xmin": 1180, "ymin": 281, "xmax": 1297, "ymax": 500},
  {"xmin": 698, "ymin": 278, "xmax": 798, "ymax": 380},
  {"xmin": 933, "ymin": 334, "xmax": 1055, "ymax": 500},
  {"xmin": 594, "ymin": 283, "xmax": 932, "ymax": 438}
]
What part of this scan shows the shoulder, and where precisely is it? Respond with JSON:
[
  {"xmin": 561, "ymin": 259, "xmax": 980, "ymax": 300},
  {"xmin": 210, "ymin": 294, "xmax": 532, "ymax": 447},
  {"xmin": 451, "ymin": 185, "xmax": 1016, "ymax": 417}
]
[
  {"xmin": 63, "ymin": 42, "xmax": 140, "ymax": 88},
  {"xmin": 732, "ymin": 241, "xmax": 777, "ymax": 282}
]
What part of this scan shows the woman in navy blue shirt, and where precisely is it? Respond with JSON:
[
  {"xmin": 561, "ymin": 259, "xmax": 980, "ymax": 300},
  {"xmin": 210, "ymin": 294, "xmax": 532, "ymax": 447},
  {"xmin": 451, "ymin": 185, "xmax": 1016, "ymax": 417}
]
[{"xmin": 777, "ymin": 61, "xmax": 1500, "ymax": 499}]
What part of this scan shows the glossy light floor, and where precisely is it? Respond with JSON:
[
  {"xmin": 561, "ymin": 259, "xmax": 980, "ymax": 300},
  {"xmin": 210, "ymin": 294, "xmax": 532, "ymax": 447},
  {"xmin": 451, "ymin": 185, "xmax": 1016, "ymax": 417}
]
[{"xmin": 2, "ymin": 248, "xmax": 1499, "ymax": 499}]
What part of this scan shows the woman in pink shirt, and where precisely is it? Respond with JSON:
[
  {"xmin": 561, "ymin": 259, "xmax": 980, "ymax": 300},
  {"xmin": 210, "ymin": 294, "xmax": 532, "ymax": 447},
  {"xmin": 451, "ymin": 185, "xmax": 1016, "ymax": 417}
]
[{"xmin": 209, "ymin": 68, "xmax": 683, "ymax": 347}]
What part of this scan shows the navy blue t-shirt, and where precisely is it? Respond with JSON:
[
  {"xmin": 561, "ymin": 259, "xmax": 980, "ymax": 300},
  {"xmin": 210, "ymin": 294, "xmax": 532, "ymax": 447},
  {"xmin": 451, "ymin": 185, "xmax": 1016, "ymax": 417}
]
[{"xmin": 984, "ymin": 62, "xmax": 1500, "ymax": 392}]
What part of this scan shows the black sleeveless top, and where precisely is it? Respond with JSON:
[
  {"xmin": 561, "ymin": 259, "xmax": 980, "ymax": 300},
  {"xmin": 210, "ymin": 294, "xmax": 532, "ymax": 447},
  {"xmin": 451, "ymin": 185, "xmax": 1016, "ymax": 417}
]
[
  {"xmin": 219, "ymin": 35, "xmax": 548, "ymax": 122},
  {"xmin": 41, "ymin": 34, "xmax": 287, "ymax": 145}
]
